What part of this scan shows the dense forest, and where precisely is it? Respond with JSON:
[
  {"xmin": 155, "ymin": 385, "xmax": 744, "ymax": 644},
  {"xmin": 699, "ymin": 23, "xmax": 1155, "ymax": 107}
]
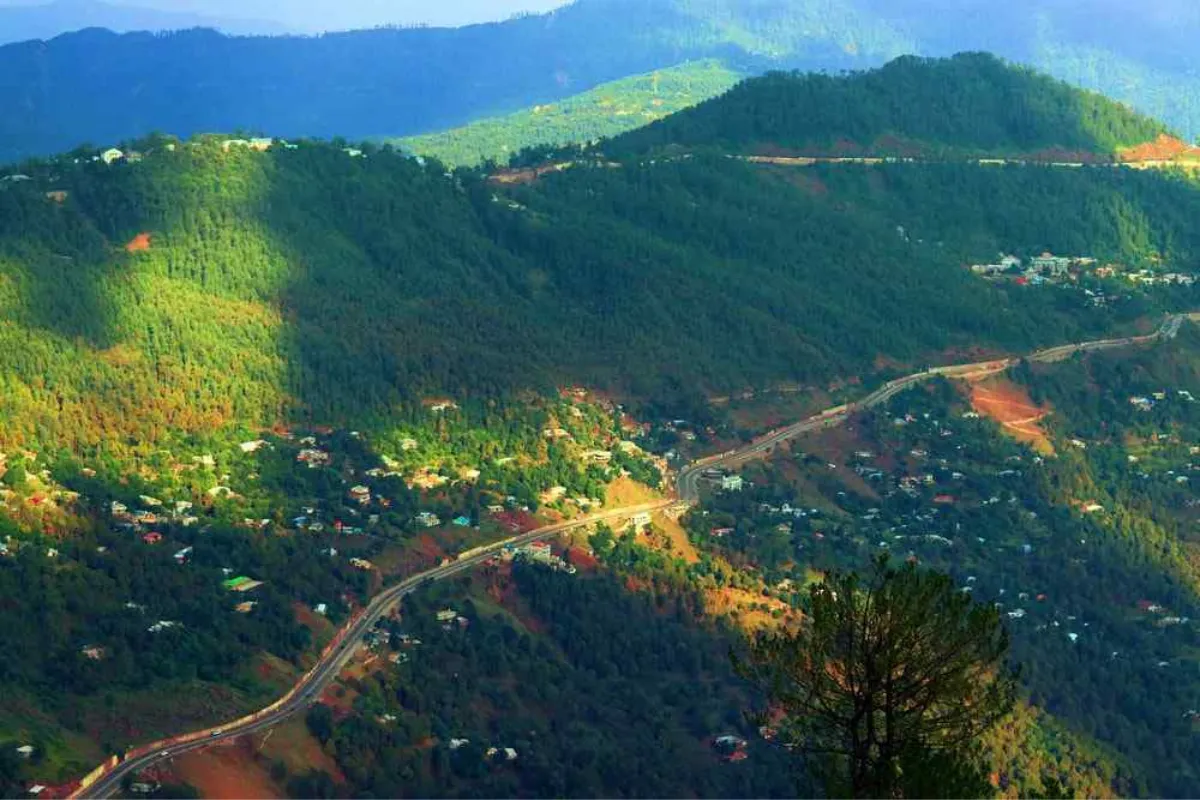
[
  {"xmin": 295, "ymin": 566, "xmax": 798, "ymax": 798},
  {"xmin": 611, "ymin": 53, "xmax": 1167, "ymax": 158},
  {"xmin": 1, "ymin": 68, "xmax": 1197, "ymax": 459},
  {"xmin": 398, "ymin": 61, "xmax": 740, "ymax": 168}
]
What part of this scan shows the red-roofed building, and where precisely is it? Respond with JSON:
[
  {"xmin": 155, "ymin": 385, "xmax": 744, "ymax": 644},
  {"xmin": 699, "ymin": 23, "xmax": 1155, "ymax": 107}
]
[{"xmin": 142, "ymin": 532, "xmax": 163, "ymax": 545}]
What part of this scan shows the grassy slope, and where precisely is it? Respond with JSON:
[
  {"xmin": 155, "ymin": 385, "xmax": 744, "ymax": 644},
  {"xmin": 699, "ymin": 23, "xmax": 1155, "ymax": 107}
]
[{"xmin": 396, "ymin": 60, "xmax": 742, "ymax": 167}]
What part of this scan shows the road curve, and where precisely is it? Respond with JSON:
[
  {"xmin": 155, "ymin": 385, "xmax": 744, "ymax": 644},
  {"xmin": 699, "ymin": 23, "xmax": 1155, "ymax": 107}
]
[
  {"xmin": 74, "ymin": 314, "xmax": 1186, "ymax": 797},
  {"xmin": 75, "ymin": 501, "xmax": 670, "ymax": 798},
  {"xmin": 676, "ymin": 314, "xmax": 1185, "ymax": 503}
]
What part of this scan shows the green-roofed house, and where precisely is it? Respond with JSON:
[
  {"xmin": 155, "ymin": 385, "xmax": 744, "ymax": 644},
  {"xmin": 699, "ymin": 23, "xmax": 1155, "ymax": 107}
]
[{"xmin": 223, "ymin": 576, "xmax": 264, "ymax": 593}]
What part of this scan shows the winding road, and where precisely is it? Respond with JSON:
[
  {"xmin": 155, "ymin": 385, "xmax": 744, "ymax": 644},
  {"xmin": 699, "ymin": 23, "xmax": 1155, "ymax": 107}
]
[{"xmin": 72, "ymin": 313, "xmax": 1186, "ymax": 798}]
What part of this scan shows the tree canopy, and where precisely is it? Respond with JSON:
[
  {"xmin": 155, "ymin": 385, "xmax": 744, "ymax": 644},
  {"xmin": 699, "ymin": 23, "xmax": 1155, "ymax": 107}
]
[{"xmin": 737, "ymin": 555, "xmax": 1017, "ymax": 798}]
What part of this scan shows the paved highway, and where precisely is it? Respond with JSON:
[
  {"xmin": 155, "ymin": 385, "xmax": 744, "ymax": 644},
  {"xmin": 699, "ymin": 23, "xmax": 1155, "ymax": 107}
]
[
  {"xmin": 676, "ymin": 314, "xmax": 1186, "ymax": 503},
  {"xmin": 74, "ymin": 314, "xmax": 1187, "ymax": 797},
  {"xmin": 75, "ymin": 501, "xmax": 670, "ymax": 798}
]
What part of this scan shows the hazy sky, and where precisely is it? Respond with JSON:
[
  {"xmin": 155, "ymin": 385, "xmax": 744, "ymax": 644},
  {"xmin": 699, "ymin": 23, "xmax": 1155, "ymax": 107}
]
[{"xmin": 0, "ymin": 0, "xmax": 574, "ymax": 30}]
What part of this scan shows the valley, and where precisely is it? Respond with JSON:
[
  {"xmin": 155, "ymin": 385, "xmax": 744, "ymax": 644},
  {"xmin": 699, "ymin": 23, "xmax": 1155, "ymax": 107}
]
[{"xmin": 0, "ymin": 52, "xmax": 1199, "ymax": 799}]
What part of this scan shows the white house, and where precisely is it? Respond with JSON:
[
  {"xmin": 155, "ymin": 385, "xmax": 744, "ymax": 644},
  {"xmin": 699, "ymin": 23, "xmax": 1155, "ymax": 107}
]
[{"xmin": 721, "ymin": 474, "xmax": 744, "ymax": 492}]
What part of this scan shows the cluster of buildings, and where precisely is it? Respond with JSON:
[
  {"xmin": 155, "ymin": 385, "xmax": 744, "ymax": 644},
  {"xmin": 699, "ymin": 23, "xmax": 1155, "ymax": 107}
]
[
  {"xmin": 1130, "ymin": 389, "xmax": 1197, "ymax": 411},
  {"xmin": 970, "ymin": 252, "xmax": 1100, "ymax": 284}
]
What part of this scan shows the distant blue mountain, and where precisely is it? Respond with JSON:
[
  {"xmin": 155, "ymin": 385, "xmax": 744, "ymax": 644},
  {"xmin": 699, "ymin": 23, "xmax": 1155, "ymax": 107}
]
[
  {"xmin": 0, "ymin": 0, "xmax": 285, "ymax": 44},
  {"xmin": 0, "ymin": 0, "xmax": 1196, "ymax": 163}
]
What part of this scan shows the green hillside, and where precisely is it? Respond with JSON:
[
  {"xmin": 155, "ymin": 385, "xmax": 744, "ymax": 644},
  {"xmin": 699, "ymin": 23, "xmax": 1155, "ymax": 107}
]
[
  {"xmin": 0, "ymin": 55, "xmax": 1199, "ymax": 796},
  {"xmin": 397, "ymin": 61, "xmax": 741, "ymax": 167},
  {"xmin": 612, "ymin": 53, "xmax": 1168, "ymax": 157},
  {"xmin": 0, "ymin": 110, "xmax": 1196, "ymax": 458}
]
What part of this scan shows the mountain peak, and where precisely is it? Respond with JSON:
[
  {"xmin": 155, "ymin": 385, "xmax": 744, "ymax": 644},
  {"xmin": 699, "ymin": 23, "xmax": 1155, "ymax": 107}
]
[{"xmin": 611, "ymin": 53, "xmax": 1168, "ymax": 159}]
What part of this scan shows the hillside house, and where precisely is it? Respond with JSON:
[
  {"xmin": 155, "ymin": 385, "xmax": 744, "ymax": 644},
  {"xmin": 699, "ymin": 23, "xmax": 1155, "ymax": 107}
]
[
  {"xmin": 15, "ymin": 745, "xmax": 34, "ymax": 759},
  {"xmin": 540, "ymin": 486, "xmax": 567, "ymax": 504},
  {"xmin": 100, "ymin": 148, "xmax": 124, "ymax": 165},
  {"xmin": 526, "ymin": 541, "xmax": 553, "ymax": 559},
  {"xmin": 45, "ymin": 190, "xmax": 68, "ymax": 203},
  {"xmin": 1030, "ymin": 252, "xmax": 1072, "ymax": 277},
  {"xmin": 239, "ymin": 440, "xmax": 268, "ymax": 453},
  {"xmin": 222, "ymin": 138, "xmax": 273, "ymax": 152},
  {"xmin": 436, "ymin": 608, "xmax": 458, "ymax": 623},
  {"xmin": 297, "ymin": 448, "xmax": 331, "ymax": 467},
  {"xmin": 452, "ymin": 515, "xmax": 472, "ymax": 527},
  {"xmin": 223, "ymin": 576, "xmax": 263, "ymax": 592},
  {"xmin": 142, "ymin": 532, "xmax": 163, "ymax": 545},
  {"xmin": 415, "ymin": 511, "xmax": 440, "ymax": 528},
  {"xmin": 349, "ymin": 485, "xmax": 371, "ymax": 504},
  {"xmin": 721, "ymin": 474, "xmax": 744, "ymax": 492},
  {"xmin": 630, "ymin": 511, "xmax": 652, "ymax": 531},
  {"xmin": 486, "ymin": 747, "xmax": 518, "ymax": 761}
]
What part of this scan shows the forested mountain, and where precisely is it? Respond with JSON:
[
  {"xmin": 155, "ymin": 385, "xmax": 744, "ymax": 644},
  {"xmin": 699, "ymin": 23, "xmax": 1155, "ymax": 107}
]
[
  {"xmin": 611, "ymin": 53, "xmax": 1168, "ymax": 158},
  {"xmin": 3, "ymin": 0, "xmax": 1200, "ymax": 163},
  {"xmin": 0, "ymin": 54, "xmax": 1197, "ymax": 460},
  {"xmin": 0, "ymin": 0, "xmax": 284, "ymax": 45},
  {"xmin": 398, "ymin": 60, "xmax": 741, "ymax": 167},
  {"xmin": 3, "ymin": 134, "xmax": 1198, "ymax": 456}
]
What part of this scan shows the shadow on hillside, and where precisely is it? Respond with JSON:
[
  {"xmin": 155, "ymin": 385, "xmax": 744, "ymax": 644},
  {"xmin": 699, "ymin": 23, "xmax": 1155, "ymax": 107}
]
[{"xmin": 0, "ymin": 181, "xmax": 120, "ymax": 349}]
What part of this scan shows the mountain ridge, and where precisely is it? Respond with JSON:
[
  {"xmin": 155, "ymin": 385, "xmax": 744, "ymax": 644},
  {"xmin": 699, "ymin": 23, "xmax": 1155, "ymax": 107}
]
[
  {"xmin": 0, "ymin": 0, "xmax": 285, "ymax": 45},
  {"xmin": 2, "ymin": 0, "xmax": 1199, "ymax": 162}
]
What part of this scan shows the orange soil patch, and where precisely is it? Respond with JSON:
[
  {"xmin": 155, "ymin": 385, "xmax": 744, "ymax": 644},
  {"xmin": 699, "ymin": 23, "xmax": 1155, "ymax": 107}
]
[
  {"xmin": 605, "ymin": 475, "xmax": 662, "ymax": 507},
  {"xmin": 171, "ymin": 741, "xmax": 283, "ymax": 800},
  {"xmin": 969, "ymin": 378, "xmax": 1055, "ymax": 455},
  {"xmin": 487, "ymin": 162, "xmax": 572, "ymax": 185},
  {"xmin": 256, "ymin": 717, "xmax": 346, "ymax": 784},
  {"xmin": 788, "ymin": 427, "xmax": 881, "ymax": 500},
  {"xmin": 646, "ymin": 511, "xmax": 700, "ymax": 564},
  {"xmin": 125, "ymin": 232, "xmax": 152, "ymax": 252},
  {"xmin": 250, "ymin": 652, "xmax": 299, "ymax": 693},
  {"xmin": 565, "ymin": 545, "xmax": 599, "ymax": 572},
  {"xmin": 706, "ymin": 586, "xmax": 799, "ymax": 633},
  {"xmin": 293, "ymin": 602, "xmax": 335, "ymax": 642},
  {"xmin": 1119, "ymin": 133, "xmax": 1200, "ymax": 162},
  {"xmin": 318, "ymin": 681, "xmax": 359, "ymax": 720},
  {"xmin": 375, "ymin": 533, "xmax": 445, "ymax": 578}
]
